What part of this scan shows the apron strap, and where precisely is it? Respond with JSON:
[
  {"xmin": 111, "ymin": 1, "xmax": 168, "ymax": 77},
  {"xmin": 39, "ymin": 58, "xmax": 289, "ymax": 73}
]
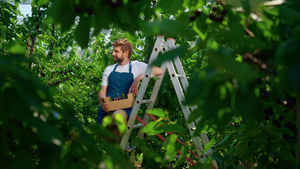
[
  {"xmin": 129, "ymin": 61, "xmax": 132, "ymax": 74},
  {"xmin": 113, "ymin": 63, "xmax": 119, "ymax": 72}
]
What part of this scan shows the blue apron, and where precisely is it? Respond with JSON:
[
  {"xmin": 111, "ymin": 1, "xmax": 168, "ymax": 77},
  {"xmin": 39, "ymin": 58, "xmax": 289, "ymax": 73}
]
[{"xmin": 97, "ymin": 61, "xmax": 134, "ymax": 125}]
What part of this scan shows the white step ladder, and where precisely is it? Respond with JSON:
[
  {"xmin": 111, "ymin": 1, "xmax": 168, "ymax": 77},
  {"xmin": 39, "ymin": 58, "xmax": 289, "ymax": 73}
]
[{"xmin": 120, "ymin": 36, "xmax": 216, "ymax": 167}]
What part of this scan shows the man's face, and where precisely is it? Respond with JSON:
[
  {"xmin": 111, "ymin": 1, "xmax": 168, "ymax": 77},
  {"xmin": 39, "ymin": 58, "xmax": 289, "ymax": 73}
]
[{"xmin": 112, "ymin": 46, "xmax": 125, "ymax": 63}]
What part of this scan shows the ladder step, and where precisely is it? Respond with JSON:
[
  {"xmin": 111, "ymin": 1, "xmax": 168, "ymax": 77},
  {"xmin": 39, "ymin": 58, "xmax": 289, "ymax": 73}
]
[
  {"xmin": 132, "ymin": 123, "xmax": 144, "ymax": 129},
  {"xmin": 140, "ymin": 100, "xmax": 154, "ymax": 104},
  {"xmin": 171, "ymin": 73, "xmax": 185, "ymax": 78},
  {"xmin": 190, "ymin": 127, "xmax": 196, "ymax": 131},
  {"xmin": 150, "ymin": 74, "xmax": 163, "ymax": 79}
]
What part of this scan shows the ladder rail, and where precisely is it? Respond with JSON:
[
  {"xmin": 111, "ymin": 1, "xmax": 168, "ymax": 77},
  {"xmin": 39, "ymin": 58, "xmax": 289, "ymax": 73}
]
[
  {"xmin": 167, "ymin": 39, "xmax": 211, "ymax": 153},
  {"xmin": 166, "ymin": 39, "xmax": 190, "ymax": 93},
  {"xmin": 165, "ymin": 60, "xmax": 206, "ymax": 163},
  {"xmin": 120, "ymin": 36, "xmax": 165, "ymax": 150},
  {"xmin": 129, "ymin": 50, "xmax": 168, "ymax": 163},
  {"xmin": 137, "ymin": 62, "xmax": 167, "ymax": 138}
]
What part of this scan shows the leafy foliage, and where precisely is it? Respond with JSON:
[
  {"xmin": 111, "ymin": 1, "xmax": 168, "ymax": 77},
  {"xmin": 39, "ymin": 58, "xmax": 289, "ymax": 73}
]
[{"xmin": 1, "ymin": 0, "xmax": 299, "ymax": 168}]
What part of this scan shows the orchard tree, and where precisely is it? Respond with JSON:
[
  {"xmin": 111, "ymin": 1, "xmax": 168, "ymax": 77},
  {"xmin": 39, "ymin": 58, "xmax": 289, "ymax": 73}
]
[
  {"xmin": 44, "ymin": 0, "xmax": 299, "ymax": 168},
  {"xmin": 1, "ymin": 0, "xmax": 299, "ymax": 169}
]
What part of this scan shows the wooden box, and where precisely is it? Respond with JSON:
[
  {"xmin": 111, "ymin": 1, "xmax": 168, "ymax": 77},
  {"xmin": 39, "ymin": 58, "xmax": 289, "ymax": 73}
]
[{"xmin": 103, "ymin": 93, "xmax": 134, "ymax": 112}]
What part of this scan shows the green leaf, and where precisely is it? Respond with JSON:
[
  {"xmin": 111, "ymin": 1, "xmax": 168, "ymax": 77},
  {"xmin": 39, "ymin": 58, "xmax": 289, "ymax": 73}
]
[
  {"xmin": 135, "ymin": 153, "xmax": 143, "ymax": 163},
  {"xmin": 12, "ymin": 148, "xmax": 34, "ymax": 169},
  {"xmin": 92, "ymin": 11, "xmax": 110, "ymax": 36},
  {"xmin": 108, "ymin": 35, "xmax": 124, "ymax": 41},
  {"xmin": 36, "ymin": 0, "xmax": 50, "ymax": 7},
  {"xmin": 207, "ymin": 44, "xmax": 259, "ymax": 84},
  {"xmin": 36, "ymin": 122, "xmax": 65, "ymax": 146},
  {"xmin": 236, "ymin": 88, "xmax": 263, "ymax": 123},
  {"xmin": 74, "ymin": 16, "xmax": 90, "ymax": 48},
  {"xmin": 218, "ymin": 13, "xmax": 245, "ymax": 44},
  {"xmin": 211, "ymin": 151, "xmax": 226, "ymax": 163},
  {"xmin": 187, "ymin": 108, "xmax": 202, "ymax": 124},
  {"xmin": 156, "ymin": 0, "xmax": 184, "ymax": 14},
  {"xmin": 156, "ymin": 124, "xmax": 185, "ymax": 134},
  {"xmin": 278, "ymin": 5, "xmax": 300, "ymax": 25},
  {"xmin": 214, "ymin": 135, "xmax": 234, "ymax": 150},
  {"xmin": 147, "ymin": 108, "xmax": 167, "ymax": 118},
  {"xmin": 102, "ymin": 115, "xmax": 113, "ymax": 127},
  {"xmin": 235, "ymin": 141, "xmax": 249, "ymax": 158},
  {"xmin": 175, "ymin": 145, "xmax": 188, "ymax": 166},
  {"xmin": 88, "ymin": 124, "xmax": 116, "ymax": 140},
  {"xmin": 185, "ymin": 69, "xmax": 218, "ymax": 106},
  {"xmin": 163, "ymin": 134, "xmax": 180, "ymax": 162},
  {"xmin": 152, "ymin": 46, "xmax": 187, "ymax": 66},
  {"xmin": 193, "ymin": 118, "xmax": 208, "ymax": 137},
  {"xmin": 194, "ymin": 12, "xmax": 208, "ymax": 40},
  {"xmin": 115, "ymin": 113, "xmax": 127, "ymax": 134},
  {"xmin": 46, "ymin": 0, "xmax": 69, "ymax": 22},
  {"xmin": 141, "ymin": 120, "xmax": 164, "ymax": 135},
  {"xmin": 136, "ymin": 138, "xmax": 162, "ymax": 163},
  {"xmin": 9, "ymin": 43, "xmax": 25, "ymax": 54},
  {"xmin": 278, "ymin": 60, "xmax": 300, "ymax": 97},
  {"xmin": 60, "ymin": 3, "xmax": 76, "ymax": 34},
  {"xmin": 224, "ymin": 0, "xmax": 243, "ymax": 7},
  {"xmin": 203, "ymin": 138, "xmax": 216, "ymax": 154},
  {"xmin": 140, "ymin": 19, "xmax": 191, "ymax": 37},
  {"xmin": 291, "ymin": 23, "xmax": 300, "ymax": 37},
  {"xmin": 103, "ymin": 142, "xmax": 135, "ymax": 169},
  {"xmin": 242, "ymin": 0, "xmax": 268, "ymax": 13}
]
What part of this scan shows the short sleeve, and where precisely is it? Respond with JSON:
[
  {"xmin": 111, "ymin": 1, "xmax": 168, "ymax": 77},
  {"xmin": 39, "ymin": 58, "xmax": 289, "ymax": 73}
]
[
  {"xmin": 135, "ymin": 61, "xmax": 148, "ymax": 76},
  {"xmin": 138, "ymin": 62, "xmax": 148, "ymax": 74},
  {"xmin": 101, "ymin": 68, "xmax": 109, "ymax": 86}
]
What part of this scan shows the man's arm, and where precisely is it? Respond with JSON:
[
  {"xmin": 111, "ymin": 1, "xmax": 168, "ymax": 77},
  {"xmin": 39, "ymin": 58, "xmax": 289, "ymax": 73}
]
[
  {"xmin": 129, "ymin": 66, "xmax": 163, "ymax": 96},
  {"xmin": 98, "ymin": 86, "xmax": 109, "ymax": 111},
  {"xmin": 152, "ymin": 66, "xmax": 163, "ymax": 76}
]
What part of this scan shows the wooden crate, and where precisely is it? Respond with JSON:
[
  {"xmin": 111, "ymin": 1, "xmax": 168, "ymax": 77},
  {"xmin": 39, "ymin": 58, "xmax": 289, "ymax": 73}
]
[{"xmin": 103, "ymin": 93, "xmax": 134, "ymax": 112}]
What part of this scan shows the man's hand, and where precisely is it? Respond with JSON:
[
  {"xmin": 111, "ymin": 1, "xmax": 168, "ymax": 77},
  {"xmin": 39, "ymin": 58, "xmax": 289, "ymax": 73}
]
[
  {"xmin": 101, "ymin": 98, "xmax": 109, "ymax": 112},
  {"xmin": 129, "ymin": 78, "xmax": 140, "ymax": 96},
  {"xmin": 98, "ymin": 86, "xmax": 109, "ymax": 111},
  {"xmin": 129, "ymin": 73, "xmax": 144, "ymax": 96}
]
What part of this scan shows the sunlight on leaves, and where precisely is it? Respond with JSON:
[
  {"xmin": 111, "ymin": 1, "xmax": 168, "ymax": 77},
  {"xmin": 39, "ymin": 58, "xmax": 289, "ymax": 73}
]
[
  {"xmin": 163, "ymin": 134, "xmax": 180, "ymax": 162},
  {"xmin": 147, "ymin": 108, "xmax": 167, "ymax": 118},
  {"xmin": 102, "ymin": 115, "xmax": 113, "ymax": 127},
  {"xmin": 141, "ymin": 120, "xmax": 164, "ymax": 135},
  {"xmin": 114, "ymin": 113, "xmax": 126, "ymax": 134},
  {"xmin": 9, "ymin": 43, "xmax": 25, "ymax": 54}
]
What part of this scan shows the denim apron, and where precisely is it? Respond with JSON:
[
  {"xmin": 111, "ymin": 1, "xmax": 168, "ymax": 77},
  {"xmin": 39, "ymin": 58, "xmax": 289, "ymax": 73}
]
[{"xmin": 97, "ymin": 61, "xmax": 134, "ymax": 125}]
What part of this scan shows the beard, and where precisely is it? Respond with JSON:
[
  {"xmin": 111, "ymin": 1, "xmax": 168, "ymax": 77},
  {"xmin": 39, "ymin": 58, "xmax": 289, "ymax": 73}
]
[{"xmin": 114, "ymin": 55, "xmax": 124, "ymax": 63}]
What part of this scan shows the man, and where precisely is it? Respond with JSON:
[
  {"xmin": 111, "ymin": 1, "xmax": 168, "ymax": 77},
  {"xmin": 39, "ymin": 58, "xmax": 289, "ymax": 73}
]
[{"xmin": 97, "ymin": 38, "xmax": 163, "ymax": 129}]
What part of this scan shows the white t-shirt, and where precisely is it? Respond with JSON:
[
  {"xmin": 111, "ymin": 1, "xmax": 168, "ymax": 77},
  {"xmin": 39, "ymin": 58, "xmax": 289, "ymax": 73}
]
[{"xmin": 101, "ymin": 60, "xmax": 148, "ymax": 86}]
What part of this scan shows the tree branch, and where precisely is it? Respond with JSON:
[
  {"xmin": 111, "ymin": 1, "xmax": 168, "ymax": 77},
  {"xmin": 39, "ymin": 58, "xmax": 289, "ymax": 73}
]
[{"xmin": 47, "ymin": 77, "xmax": 70, "ymax": 87}]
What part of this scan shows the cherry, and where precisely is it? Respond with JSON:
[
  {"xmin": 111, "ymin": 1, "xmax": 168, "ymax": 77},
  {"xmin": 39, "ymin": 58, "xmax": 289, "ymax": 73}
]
[
  {"xmin": 189, "ymin": 15, "xmax": 196, "ymax": 22},
  {"xmin": 75, "ymin": 5, "xmax": 82, "ymax": 14},
  {"xmin": 195, "ymin": 10, "xmax": 201, "ymax": 17}
]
